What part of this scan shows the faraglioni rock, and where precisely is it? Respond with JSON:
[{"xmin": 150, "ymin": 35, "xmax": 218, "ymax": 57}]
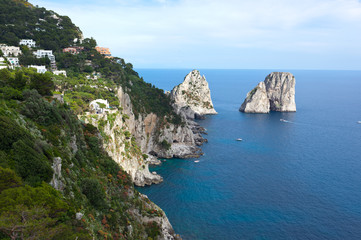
[
  {"xmin": 240, "ymin": 72, "xmax": 296, "ymax": 113},
  {"xmin": 170, "ymin": 70, "xmax": 217, "ymax": 119}
]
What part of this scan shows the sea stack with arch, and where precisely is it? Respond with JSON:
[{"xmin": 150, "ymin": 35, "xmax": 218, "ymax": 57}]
[{"xmin": 240, "ymin": 72, "xmax": 296, "ymax": 113}]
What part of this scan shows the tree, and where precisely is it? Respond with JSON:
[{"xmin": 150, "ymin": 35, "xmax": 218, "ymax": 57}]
[
  {"xmin": 0, "ymin": 205, "xmax": 65, "ymax": 240},
  {"xmin": 81, "ymin": 38, "xmax": 97, "ymax": 51},
  {"xmin": 0, "ymin": 183, "xmax": 70, "ymax": 239},
  {"xmin": 81, "ymin": 178, "xmax": 106, "ymax": 209},
  {"xmin": 30, "ymin": 73, "xmax": 54, "ymax": 96},
  {"xmin": 11, "ymin": 71, "xmax": 27, "ymax": 90},
  {"xmin": 12, "ymin": 139, "xmax": 53, "ymax": 186},
  {"xmin": 0, "ymin": 167, "xmax": 22, "ymax": 193}
]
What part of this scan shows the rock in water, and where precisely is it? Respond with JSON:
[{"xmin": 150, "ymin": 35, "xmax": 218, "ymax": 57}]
[
  {"xmin": 171, "ymin": 70, "xmax": 217, "ymax": 119},
  {"xmin": 239, "ymin": 82, "xmax": 270, "ymax": 113},
  {"xmin": 240, "ymin": 72, "xmax": 296, "ymax": 113}
]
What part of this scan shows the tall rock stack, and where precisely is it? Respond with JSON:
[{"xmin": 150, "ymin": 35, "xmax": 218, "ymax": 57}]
[
  {"xmin": 240, "ymin": 72, "xmax": 296, "ymax": 113},
  {"xmin": 170, "ymin": 70, "xmax": 217, "ymax": 119}
]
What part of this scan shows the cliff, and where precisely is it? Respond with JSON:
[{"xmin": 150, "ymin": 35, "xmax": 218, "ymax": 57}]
[
  {"xmin": 79, "ymin": 86, "xmax": 206, "ymax": 188},
  {"xmin": 0, "ymin": 86, "xmax": 180, "ymax": 239},
  {"xmin": 170, "ymin": 70, "xmax": 217, "ymax": 119},
  {"xmin": 0, "ymin": 1, "xmax": 186, "ymax": 239},
  {"xmin": 118, "ymin": 87, "xmax": 206, "ymax": 159},
  {"xmin": 240, "ymin": 72, "xmax": 296, "ymax": 113}
]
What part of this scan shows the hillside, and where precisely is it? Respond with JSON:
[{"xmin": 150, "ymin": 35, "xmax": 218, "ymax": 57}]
[
  {"xmin": 0, "ymin": 0, "xmax": 81, "ymax": 51},
  {"xmin": 0, "ymin": 0, "xmax": 190, "ymax": 239},
  {"xmin": 0, "ymin": 69, "xmax": 179, "ymax": 239}
]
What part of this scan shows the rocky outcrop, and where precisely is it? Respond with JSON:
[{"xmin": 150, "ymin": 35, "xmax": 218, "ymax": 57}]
[
  {"xmin": 239, "ymin": 82, "xmax": 270, "ymax": 113},
  {"xmin": 118, "ymin": 86, "xmax": 205, "ymax": 159},
  {"xmin": 130, "ymin": 194, "xmax": 182, "ymax": 240},
  {"xmin": 50, "ymin": 157, "xmax": 64, "ymax": 191},
  {"xmin": 80, "ymin": 86, "xmax": 206, "ymax": 186},
  {"xmin": 170, "ymin": 70, "xmax": 217, "ymax": 119},
  {"xmin": 80, "ymin": 110, "xmax": 163, "ymax": 187},
  {"xmin": 240, "ymin": 72, "xmax": 296, "ymax": 113}
]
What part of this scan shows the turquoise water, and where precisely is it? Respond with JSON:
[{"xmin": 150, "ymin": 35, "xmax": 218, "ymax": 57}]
[{"xmin": 135, "ymin": 69, "xmax": 361, "ymax": 239}]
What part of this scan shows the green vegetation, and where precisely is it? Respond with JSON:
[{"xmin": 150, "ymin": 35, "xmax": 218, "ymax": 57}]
[
  {"xmin": 0, "ymin": 0, "xmax": 81, "ymax": 51},
  {"xmin": 0, "ymin": 68, "xmax": 165, "ymax": 239},
  {"xmin": 160, "ymin": 139, "xmax": 171, "ymax": 151},
  {"xmin": 0, "ymin": 1, "xmax": 186, "ymax": 238}
]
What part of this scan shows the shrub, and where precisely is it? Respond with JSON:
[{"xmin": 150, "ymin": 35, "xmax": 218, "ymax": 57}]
[
  {"xmin": 160, "ymin": 139, "xmax": 171, "ymax": 150},
  {"xmin": 81, "ymin": 178, "xmax": 106, "ymax": 209},
  {"xmin": 12, "ymin": 139, "xmax": 53, "ymax": 186},
  {"xmin": 21, "ymin": 89, "xmax": 62, "ymax": 126},
  {"xmin": 0, "ymin": 116, "xmax": 31, "ymax": 151}
]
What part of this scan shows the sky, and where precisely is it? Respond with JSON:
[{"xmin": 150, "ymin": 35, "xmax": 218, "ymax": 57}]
[{"xmin": 35, "ymin": 0, "xmax": 361, "ymax": 70}]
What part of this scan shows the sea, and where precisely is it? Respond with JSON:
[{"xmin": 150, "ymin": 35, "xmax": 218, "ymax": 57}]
[{"xmin": 135, "ymin": 69, "xmax": 361, "ymax": 240}]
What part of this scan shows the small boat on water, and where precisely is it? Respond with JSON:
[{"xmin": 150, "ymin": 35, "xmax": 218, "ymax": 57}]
[
  {"xmin": 236, "ymin": 138, "xmax": 243, "ymax": 141},
  {"xmin": 194, "ymin": 160, "xmax": 200, "ymax": 163},
  {"xmin": 280, "ymin": 119, "xmax": 287, "ymax": 122}
]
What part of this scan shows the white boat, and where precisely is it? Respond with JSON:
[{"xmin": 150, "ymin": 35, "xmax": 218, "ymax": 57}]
[
  {"xmin": 280, "ymin": 119, "xmax": 287, "ymax": 122},
  {"xmin": 236, "ymin": 138, "xmax": 243, "ymax": 141},
  {"xmin": 194, "ymin": 160, "xmax": 200, "ymax": 163}
]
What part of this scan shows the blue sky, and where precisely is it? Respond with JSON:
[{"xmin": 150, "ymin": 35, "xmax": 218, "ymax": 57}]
[{"xmin": 35, "ymin": 0, "xmax": 361, "ymax": 70}]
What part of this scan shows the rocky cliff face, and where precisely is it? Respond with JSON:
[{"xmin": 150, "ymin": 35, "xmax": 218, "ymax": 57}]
[
  {"xmin": 170, "ymin": 70, "xmax": 217, "ymax": 119},
  {"xmin": 81, "ymin": 109, "xmax": 163, "ymax": 187},
  {"xmin": 80, "ymin": 86, "xmax": 206, "ymax": 187},
  {"xmin": 240, "ymin": 72, "xmax": 296, "ymax": 113},
  {"xmin": 118, "ymin": 87, "xmax": 206, "ymax": 159}
]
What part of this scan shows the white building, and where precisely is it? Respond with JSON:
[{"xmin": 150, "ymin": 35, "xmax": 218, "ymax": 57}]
[
  {"xmin": 89, "ymin": 99, "xmax": 110, "ymax": 114},
  {"xmin": 53, "ymin": 70, "xmax": 67, "ymax": 77},
  {"xmin": 33, "ymin": 49, "xmax": 53, "ymax": 58},
  {"xmin": 28, "ymin": 65, "xmax": 47, "ymax": 74},
  {"xmin": 0, "ymin": 45, "xmax": 22, "ymax": 57},
  {"xmin": 7, "ymin": 57, "xmax": 19, "ymax": 67},
  {"xmin": 0, "ymin": 57, "xmax": 6, "ymax": 69},
  {"xmin": 19, "ymin": 39, "xmax": 36, "ymax": 48}
]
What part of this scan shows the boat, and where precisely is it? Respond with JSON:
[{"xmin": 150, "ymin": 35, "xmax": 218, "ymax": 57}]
[
  {"xmin": 236, "ymin": 138, "xmax": 243, "ymax": 141},
  {"xmin": 194, "ymin": 160, "xmax": 200, "ymax": 163},
  {"xmin": 280, "ymin": 119, "xmax": 287, "ymax": 122}
]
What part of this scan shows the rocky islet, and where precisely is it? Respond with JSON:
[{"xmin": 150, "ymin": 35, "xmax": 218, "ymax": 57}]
[{"xmin": 240, "ymin": 72, "xmax": 296, "ymax": 113}]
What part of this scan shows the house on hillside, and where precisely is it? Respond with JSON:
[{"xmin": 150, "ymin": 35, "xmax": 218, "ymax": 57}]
[
  {"xmin": 53, "ymin": 70, "xmax": 67, "ymax": 77},
  {"xmin": 7, "ymin": 57, "xmax": 19, "ymax": 68},
  {"xmin": 0, "ymin": 57, "xmax": 7, "ymax": 70},
  {"xmin": 95, "ymin": 46, "xmax": 113, "ymax": 59},
  {"xmin": 0, "ymin": 45, "xmax": 22, "ymax": 57},
  {"xmin": 28, "ymin": 65, "xmax": 47, "ymax": 74},
  {"xmin": 62, "ymin": 46, "xmax": 84, "ymax": 55},
  {"xmin": 19, "ymin": 39, "xmax": 36, "ymax": 48},
  {"xmin": 33, "ymin": 49, "xmax": 53, "ymax": 58},
  {"xmin": 89, "ymin": 99, "xmax": 110, "ymax": 114}
]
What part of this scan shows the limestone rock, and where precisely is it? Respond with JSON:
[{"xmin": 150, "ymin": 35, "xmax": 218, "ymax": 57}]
[
  {"xmin": 170, "ymin": 70, "xmax": 217, "ymax": 119},
  {"xmin": 80, "ymin": 86, "xmax": 207, "ymax": 187},
  {"xmin": 117, "ymin": 86, "xmax": 205, "ymax": 160},
  {"xmin": 133, "ymin": 194, "xmax": 182, "ymax": 240},
  {"xmin": 50, "ymin": 157, "xmax": 64, "ymax": 191},
  {"xmin": 240, "ymin": 72, "xmax": 296, "ymax": 113},
  {"xmin": 240, "ymin": 82, "xmax": 270, "ymax": 113},
  {"xmin": 265, "ymin": 72, "xmax": 296, "ymax": 112}
]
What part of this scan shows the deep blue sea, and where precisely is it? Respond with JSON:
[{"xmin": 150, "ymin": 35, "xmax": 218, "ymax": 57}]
[{"xmin": 135, "ymin": 69, "xmax": 361, "ymax": 240}]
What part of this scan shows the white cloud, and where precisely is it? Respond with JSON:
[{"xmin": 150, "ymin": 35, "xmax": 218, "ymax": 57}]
[{"xmin": 37, "ymin": 0, "xmax": 361, "ymax": 69}]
